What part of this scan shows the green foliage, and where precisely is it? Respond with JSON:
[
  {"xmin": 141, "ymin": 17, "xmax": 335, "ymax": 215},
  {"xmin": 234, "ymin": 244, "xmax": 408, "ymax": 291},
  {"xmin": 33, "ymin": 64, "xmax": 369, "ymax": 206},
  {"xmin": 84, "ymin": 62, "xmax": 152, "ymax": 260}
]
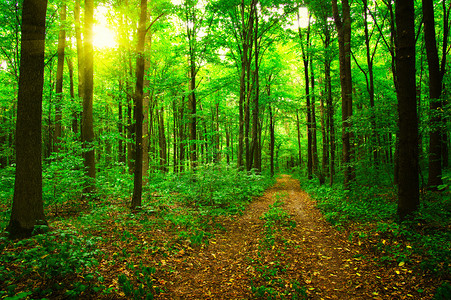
[
  {"xmin": 260, "ymin": 194, "xmax": 296, "ymax": 247},
  {"xmin": 249, "ymin": 257, "xmax": 307, "ymax": 300},
  {"xmin": 433, "ymin": 281, "xmax": 451, "ymax": 300},
  {"xmin": 302, "ymin": 177, "xmax": 450, "ymax": 277},
  {"xmin": 301, "ymin": 179, "xmax": 396, "ymax": 226},
  {"xmin": 118, "ymin": 262, "xmax": 158, "ymax": 300},
  {"xmin": 0, "ymin": 229, "xmax": 105, "ymax": 298},
  {"xmin": 43, "ymin": 139, "xmax": 89, "ymax": 215},
  {"xmin": 150, "ymin": 165, "xmax": 273, "ymax": 214}
]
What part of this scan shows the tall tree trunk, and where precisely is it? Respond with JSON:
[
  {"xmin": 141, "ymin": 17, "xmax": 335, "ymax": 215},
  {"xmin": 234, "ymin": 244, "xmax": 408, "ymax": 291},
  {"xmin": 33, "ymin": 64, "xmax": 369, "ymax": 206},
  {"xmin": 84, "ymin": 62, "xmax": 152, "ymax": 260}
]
[
  {"xmin": 66, "ymin": 57, "xmax": 78, "ymax": 134},
  {"xmin": 332, "ymin": 0, "xmax": 353, "ymax": 189},
  {"xmin": 118, "ymin": 80, "xmax": 125, "ymax": 163},
  {"xmin": 54, "ymin": 4, "xmax": 66, "ymax": 152},
  {"xmin": 363, "ymin": 0, "xmax": 378, "ymax": 164},
  {"xmin": 296, "ymin": 110, "xmax": 302, "ymax": 169},
  {"xmin": 252, "ymin": 8, "xmax": 261, "ymax": 173},
  {"xmin": 269, "ymin": 104, "xmax": 275, "ymax": 177},
  {"xmin": 299, "ymin": 15, "xmax": 312, "ymax": 179},
  {"xmin": 396, "ymin": 0, "xmax": 419, "ymax": 219},
  {"xmin": 158, "ymin": 107, "xmax": 167, "ymax": 172},
  {"xmin": 311, "ymin": 58, "xmax": 323, "ymax": 183},
  {"xmin": 82, "ymin": 0, "xmax": 96, "ymax": 194},
  {"xmin": 131, "ymin": 0, "xmax": 147, "ymax": 210},
  {"xmin": 8, "ymin": 0, "xmax": 48, "ymax": 239},
  {"xmin": 186, "ymin": 5, "xmax": 197, "ymax": 171},
  {"xmin": 423, "ymin": 0, "xmax": 444, "ymax": 189},
  {"xmin": 179, "ymin": 96, "xmax": 186, "ymax": 172},
  {"xmin": 74, "ymin": 0, "xmax": 83, "ymax": 130},
  {"xmin": 142, "ymin": 35, "xmax": 151, "ymax": 183}
]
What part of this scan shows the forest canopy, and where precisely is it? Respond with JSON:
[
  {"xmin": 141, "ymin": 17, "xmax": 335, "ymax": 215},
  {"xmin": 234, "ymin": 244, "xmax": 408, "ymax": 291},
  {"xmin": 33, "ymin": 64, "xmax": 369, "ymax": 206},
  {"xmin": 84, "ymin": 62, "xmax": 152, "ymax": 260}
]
[{"xmin": 0, "ymin": 0, "xmax": 450, "ymax": 298}]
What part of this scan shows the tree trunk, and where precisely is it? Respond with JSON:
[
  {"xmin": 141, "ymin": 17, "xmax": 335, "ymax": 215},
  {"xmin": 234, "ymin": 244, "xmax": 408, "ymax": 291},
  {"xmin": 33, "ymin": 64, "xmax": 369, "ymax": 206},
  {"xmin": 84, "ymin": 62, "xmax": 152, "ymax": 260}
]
[
  {"xmin": 54, "ymin": 4, "xmax": 66, "ymax": 152},
  {"xmin": 395, "ymin": 0, "xmax": 419, "ymax": 219},
  {"xmin": 66, "ymin": 57, "xmax": 78, "ymax": 134},
  {"xmin": 332, "ymin": 0, "xmax": 353, "ymax": 189},
  {"xmin": 158, "ymin": 108, "xmax": 167, "ymax": 172},
  {"xmin": 82, "ymin": 0, "xmax": 96, "ymax": 194},
  {"xmin": 8, "ymin": 0, "xmax": 48, "ymax": 239},
  {"xmin": 131, "ymin": 0, "xmax": 147, "ymax": 210},
  {"xmin": 423, "ymin": 0, "xmax": 443, "ymax": 189},
  {"xmin": 363, "ymin": 0, "xmax": 378, "ymax": 164},
  {"xmin": 74, "ymin": 0, "xmax": 83, "ymax": 129},
  {"xmin": 252, "ymin": 8, "xmax": 261, "ymax": 173},
  {"xmin": 296, "ymin": 110, "xmax": 302, "ymax": 169},
  {"xmin": 269, "ymin": 103, "xmax": 275, "ymax": 177},
  {"xmin": 142, "ymin": 35, "xmax": 151, "ymax": 182},
  {"xmin": 299, "ymin": 15, "xmax": 312, "ymax": 180}
]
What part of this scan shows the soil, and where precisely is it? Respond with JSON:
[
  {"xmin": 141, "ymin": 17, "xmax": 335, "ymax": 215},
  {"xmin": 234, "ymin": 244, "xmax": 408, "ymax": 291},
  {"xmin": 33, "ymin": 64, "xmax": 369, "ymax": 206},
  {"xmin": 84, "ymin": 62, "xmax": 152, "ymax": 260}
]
[{"xmin": 152, "ymin": 175, "xmax": 439, "ymax": 299}]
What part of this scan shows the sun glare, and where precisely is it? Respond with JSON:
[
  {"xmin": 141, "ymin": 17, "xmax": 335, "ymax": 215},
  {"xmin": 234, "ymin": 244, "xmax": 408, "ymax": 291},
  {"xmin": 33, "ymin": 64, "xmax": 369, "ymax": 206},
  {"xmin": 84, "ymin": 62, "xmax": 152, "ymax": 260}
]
[{"xmin": 93, "ymin": 6, "xmax": 117, "ymax": 49}]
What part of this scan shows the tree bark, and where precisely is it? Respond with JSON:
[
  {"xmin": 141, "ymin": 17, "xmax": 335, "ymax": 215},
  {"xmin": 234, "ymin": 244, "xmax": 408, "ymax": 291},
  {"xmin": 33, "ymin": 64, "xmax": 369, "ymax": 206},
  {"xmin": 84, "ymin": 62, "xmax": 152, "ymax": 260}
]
[
  {"xmin": 74, "ymin": 0, "xmax": 83, "ymax": 120},
  {"xmin": 8, "ymin": 0, "xmax": 48, "ymax": 239},
  {"xmin": 396, "ymin": 0, "xmax": 419, "ymax": 219},
  {"xmin": 81, "ymin": 0, "xmax": 96, "ymax": 194},
  {"xmin": 299, "ymin": 15, "xmax": 312, "ymax": 180},
  {"xmin": 332, "ymin": 0, "xmax": 353, "ymax": 189},
  {"xmin": 54, "ymin": 4, "xmax": 66, "ymax": 152},
  {"xmin": 423, "ymin": 0, "xmax": 443, "ymax": 189},
  {"xmin": 131, "ymin": 0, "xmax": 147, "ymax": 210}
]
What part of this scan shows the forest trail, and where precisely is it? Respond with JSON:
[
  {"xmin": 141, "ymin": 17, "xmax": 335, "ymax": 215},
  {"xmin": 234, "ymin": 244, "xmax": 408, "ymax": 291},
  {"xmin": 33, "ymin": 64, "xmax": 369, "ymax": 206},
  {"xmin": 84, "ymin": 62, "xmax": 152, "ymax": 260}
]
[{"xmin": 155, "ymin": 175, "xmax": 409, "ymax": 299}]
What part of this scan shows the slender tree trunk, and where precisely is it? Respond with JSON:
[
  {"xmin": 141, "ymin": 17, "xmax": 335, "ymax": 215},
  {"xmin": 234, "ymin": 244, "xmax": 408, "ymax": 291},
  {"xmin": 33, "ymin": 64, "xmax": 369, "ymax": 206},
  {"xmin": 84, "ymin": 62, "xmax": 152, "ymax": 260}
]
[
  {"xmin": 66, "ymin": 57, "xmax": 78, "ymax": 134},
  {"xmin": 82, "ymin": 0, "xmax": 96, "ymax": 194},
  {"xmin": 74, "ymin": 0, "xmax": 83, "ymax": 134},
  {"xmin": 131, "ymin": 0, "xmax": 147, "ymax": 210},
  {"xmin": 54, "ymin": 4, "xmax": 66, "ymax": 152},
  {"xmin": 8, "ymin": 0, "xmax": 48, "ymax": 239},
  {"xmin": 299, "ymin": 15, "xmax": 312, "ymax": 179},
  {"xmin": 269, "ymin": 103, "xmax": 275, "ymax": 177},
  {"xmin": 311, "ymin": 58, "xmax": 323, "ymax": 183},
  {"xmin": 142, "ymin": 35, "xmax": 151, "ymax": 183},
  {"xmin": 179, "ymin": 96, "xmax": 186, "ymax": 172},
  {"xmin": 363, "ymin": 0, "xmax": 378, "ymax": 164},
  {"xmin": 296, "ymin": 110, "xmax": 302, "ymax": 169},
  {"xmin": 396, "ymin": 0, "xmax": 419, "ymax": 219},
  {"xmin": 252, "ymin": 8, "xmax": 261, "ymax": 173},
  {"xmin": 332, "ymin": 0, "xmax": 353, "ymax": 189},
  {"xmin": 118, "ymin": 80, "xmax": 125, "ymax": 163},
  {"xmin": 158, "ymin": 107, "xmax": 167, "ymax": 172},
  {"xmin": 423, "ymin": 0, "xmax": 443, "ymax": 189}
]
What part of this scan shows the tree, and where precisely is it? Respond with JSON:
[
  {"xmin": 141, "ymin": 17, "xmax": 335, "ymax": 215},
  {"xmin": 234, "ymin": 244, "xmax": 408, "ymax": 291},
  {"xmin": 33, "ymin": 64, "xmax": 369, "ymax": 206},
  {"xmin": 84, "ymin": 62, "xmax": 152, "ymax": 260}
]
[
  {"xmin": 395, "ymin": 0, "xmax": 419, "ymax": 219},
  {"xmin": 54, "ymin": 3, "xmax": 66, "ymax": 152},
  {"xmin": 82, "ymin": 0, "xmax": 96, "ymax": 194},
  {"xmin": 422, "ymin": 0, "xmax": 444, "ymax": 189},
  {"xmin": 131, "ymin": 0, "xmax": 148, "ymax": 210},
  {"xmin": 332, "ymin": 0, "xmax": 354, "ymax": 189},
  {"xmin": 7, "ymin": 0, "xmax": 48, "ymax": 239}
]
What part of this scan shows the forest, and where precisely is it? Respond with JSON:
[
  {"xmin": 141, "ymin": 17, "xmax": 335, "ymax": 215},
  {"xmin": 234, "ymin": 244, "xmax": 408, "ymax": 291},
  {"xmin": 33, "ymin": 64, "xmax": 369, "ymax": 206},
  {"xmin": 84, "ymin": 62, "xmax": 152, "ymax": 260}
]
[{"xmin": 0, "ymin": 0, "xmax": 450, "ymax": 298}]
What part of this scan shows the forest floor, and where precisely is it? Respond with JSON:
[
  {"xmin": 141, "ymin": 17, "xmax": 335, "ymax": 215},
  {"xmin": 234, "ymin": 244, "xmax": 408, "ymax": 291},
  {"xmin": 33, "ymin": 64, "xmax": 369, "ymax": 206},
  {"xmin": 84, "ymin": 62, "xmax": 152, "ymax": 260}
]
[
  {"xmin": 2, "ymin": 174, "xmax": 444, "ymax": 299},
  {"xmin": 97, "ymin": 174, "xmax": 440, "ymax": 299}
]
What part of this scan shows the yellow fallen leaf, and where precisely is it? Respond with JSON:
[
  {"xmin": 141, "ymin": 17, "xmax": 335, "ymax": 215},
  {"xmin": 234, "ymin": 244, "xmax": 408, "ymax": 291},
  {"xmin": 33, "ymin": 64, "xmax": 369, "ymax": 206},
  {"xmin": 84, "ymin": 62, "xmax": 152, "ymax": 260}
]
[
  {"xmin": 212, "ymin": 254, "xmax": 216, "ymax": 259},
  {"xmin": 398, "ymin": 261, "xmax": 405, "ymax": 267}
]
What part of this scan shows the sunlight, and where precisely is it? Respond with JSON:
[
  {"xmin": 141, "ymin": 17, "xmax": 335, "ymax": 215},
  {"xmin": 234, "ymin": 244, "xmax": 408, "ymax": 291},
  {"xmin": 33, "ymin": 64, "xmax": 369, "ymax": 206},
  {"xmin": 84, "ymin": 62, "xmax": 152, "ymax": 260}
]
[
  {"xmin": 298, "ymin": 7, "xmax": 309, "ymax": 28},
  {"xmin": 93, "ymin": 6, "xmax": 117, "ymax": 49}
]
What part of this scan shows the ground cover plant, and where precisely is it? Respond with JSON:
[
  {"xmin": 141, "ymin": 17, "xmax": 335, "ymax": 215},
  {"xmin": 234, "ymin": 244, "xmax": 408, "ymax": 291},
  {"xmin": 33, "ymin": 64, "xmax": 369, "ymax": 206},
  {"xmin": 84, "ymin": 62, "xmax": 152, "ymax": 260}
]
[
  {"xmin": 300, "ymin": 176, "xmax": 451, "ymax": 297},
  {"xmin": 0, "ymin": 165, "xmax": 273, "ymax": 299}
]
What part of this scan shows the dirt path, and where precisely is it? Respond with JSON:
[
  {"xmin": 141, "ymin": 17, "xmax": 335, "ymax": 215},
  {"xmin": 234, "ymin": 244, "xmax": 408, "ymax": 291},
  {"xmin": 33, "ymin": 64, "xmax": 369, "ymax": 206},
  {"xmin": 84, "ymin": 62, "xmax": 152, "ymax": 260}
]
[{"xmin": 155, "ymin": 175, "xmax": 430, "ymax": 299}]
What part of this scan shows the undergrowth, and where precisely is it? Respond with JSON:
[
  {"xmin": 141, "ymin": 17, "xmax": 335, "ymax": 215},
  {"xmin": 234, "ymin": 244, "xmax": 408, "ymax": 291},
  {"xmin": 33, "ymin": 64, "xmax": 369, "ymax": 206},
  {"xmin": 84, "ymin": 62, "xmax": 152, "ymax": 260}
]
[
  {"xmin": 0, "ymin": 164, "xmax": 273, "ymax": 299},
  {"xmin": 300, "ymin": 175, "xmax": 451, "ymax": 296}
]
